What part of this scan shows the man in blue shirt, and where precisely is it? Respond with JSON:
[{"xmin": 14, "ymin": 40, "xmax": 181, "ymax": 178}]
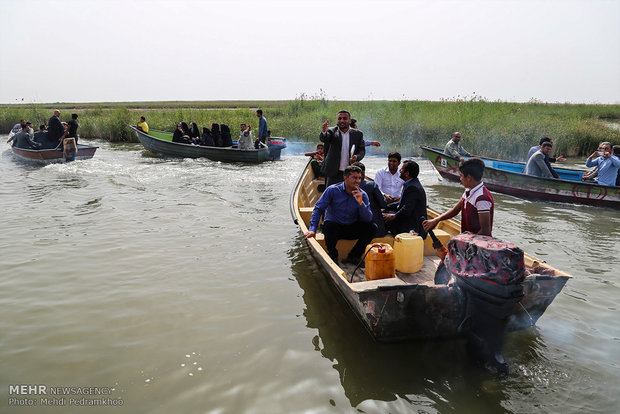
[
  {"xmin": 304, "ymin": 165, "xmax": 376, "ymax": 263},
  {"xmin": 255, "ymin": 109, "xmax": 268, "ymax": 148},
  {"xmin": 586, "ymin": 142, "xmax": 620, "ymax": 186}
]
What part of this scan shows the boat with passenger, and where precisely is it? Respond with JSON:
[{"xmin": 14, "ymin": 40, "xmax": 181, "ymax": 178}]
[
  {"xmin": 10, "ymin": 143, "xmax": 98, "ymax": 164},
  {"xmin": 131, "ymin": 126, "xmax": 286, "ymax": 163},
  {"xmin": 291, "ymin": 159, "xmax": 570, "ymax": 370},
  {"xmin": 421, "ymin": 146, "xmax": 620, "ymax": 208}
]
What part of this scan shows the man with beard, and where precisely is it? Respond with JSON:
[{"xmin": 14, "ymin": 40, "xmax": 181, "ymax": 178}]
[
  {"xmin": 383, "ymin": 160, "xmax": 427, "ymax": 238},
  {"xmin": 319, "ymin": 110, "xmax": 365, "ymax": 186}
]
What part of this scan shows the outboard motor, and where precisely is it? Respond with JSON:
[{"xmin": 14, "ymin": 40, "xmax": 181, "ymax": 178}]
[
  {"xmin": 267, "ymin": 137, "xmax": 287, "ymax": 160},
  {"xmin": 445, "ymin": 233, "xmax": 525, "ymax": 375}
]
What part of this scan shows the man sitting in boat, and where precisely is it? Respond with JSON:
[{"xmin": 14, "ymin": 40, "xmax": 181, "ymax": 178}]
[
  {"xmin": 374, "ymin": 152, "xmax": 404, "ymax": 203},
  {"xmin": 33, "ymin": 125, "xmax": 47, "ymax": 145},
  {"xmin": 527, "ymin": 137, "xmax": 566, "ymax": 166},
  {"xmin": 586, "ymin": 142, "xmax": 620, "ymax": 186},
  {"xmin": 304, "ymin": 143, "xmax": 325, "ymax": 179},
  {"xmin": 383, "ymin": 160, "xmax": 427, "ymax": 238},
  {"xmin": 304, "ymin": 165, "xmax": 376, "ymax": 264},
  {"xmin": 524, "ymin": 142, "xmax": 557, "ymax": 178},
  {"xmin": 137, "ymin": 116, "xmax": 149, "ymax": 133},
  {"xmin": 238, "ymin": 123, "xmax": 253, "ymax": 149},
  {"xmin": 14, "ymin": 123, "xmax": 42, "ymax": 150},
  {"xmin": 423, "ymin": 158, "xmax": 494, "ymax": 237},
  {"xmin": 354, "ymin": 162, "xmax": 387, "ymax": 237},
  {"xmin": 444, "ymin": 132, "xmax": 471, "ymax": 161}
]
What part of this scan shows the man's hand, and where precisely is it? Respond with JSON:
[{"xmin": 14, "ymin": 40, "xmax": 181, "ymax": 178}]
[
  {"xmin": 322, "ymin": 120, "xmax": 329, "ymax": 133},
  {"xmin": 384, "ymin": 194, "xmax": 395, "ymax": 203},
  {"xmin": 602, "ymin": 151, "xmax": 611, "ymax": 159},
  {"xmin": 247, "ymin": 125, "xmax": 251, "ymax": 131},
  {"xmin": 422, "ymin": 218, "xmax": 438, "ymax": 232},
  {"xmin": 589, "ymin": 151, "xmax": 600, "ymax": 159},
  {"xmin": 383, "ymin": 213, "xmax": 395, "ymax": 222},
  {"xmin": 556, "ymin": 156, "xmax": 566, "ymax": 162},
  {"xmin": 304, "ymin": 231, "xmax": 316, "ymax": 239},
  {"xmin": 349, "ymin": 154, "xmax": 357, "ymax": 164},
  {"xmin": 351, "ymin": 188, "xmax": 363, "ymax": 205},
  {"xmin": 370, "ymin": 141, "xmax": 381, "ymax": 147}
]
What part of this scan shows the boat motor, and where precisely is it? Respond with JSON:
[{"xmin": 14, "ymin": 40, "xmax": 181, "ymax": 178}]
[
  {"xmin": 267, "ymin": 137, "xmax": 287, "ymax": 160},
  {"xmin": 444, "ymin": 233, "xmax": 525, "ymax": 375}
]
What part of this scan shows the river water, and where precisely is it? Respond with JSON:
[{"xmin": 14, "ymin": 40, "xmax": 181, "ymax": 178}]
[{"xmin": 1, "ymin": 139, "xmax": 618, "ymax": 414}]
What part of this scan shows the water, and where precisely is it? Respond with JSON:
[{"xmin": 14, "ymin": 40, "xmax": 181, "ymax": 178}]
[{"xmin": 1, "ymin": 140, "xmax": 618, "ymax": 413}]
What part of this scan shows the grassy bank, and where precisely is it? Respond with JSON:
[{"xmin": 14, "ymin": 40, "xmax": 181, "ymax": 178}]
[{"xmin": 2, "ymin": 99, "xmax": 619, "ymax": 159}]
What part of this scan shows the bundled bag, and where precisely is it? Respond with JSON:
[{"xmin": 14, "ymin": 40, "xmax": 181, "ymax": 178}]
[{"xmin": 444, "ymin": 232, "xmax": 525, "ymax": 285}]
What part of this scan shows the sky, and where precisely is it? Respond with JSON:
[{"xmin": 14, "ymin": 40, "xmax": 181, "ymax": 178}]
[{"xmin": 0, "ymin": 0, "xmax": 619, "ymax": 104}]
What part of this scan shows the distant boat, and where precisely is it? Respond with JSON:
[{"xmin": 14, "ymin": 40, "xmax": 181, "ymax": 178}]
[
  {"xmin": 290, "ymin": 159, "xmax": 570, "ymax": 342},
  {"xmin": 11, "ymin": 144, "xmax": 98, "ymax": 164},
  {"xmin": 131, "ymin": 126, "xmax": 286, "ymax": 163},
  {"xmin": 421, "ymin": 146, "xmax": 620, "ymax": 209}
]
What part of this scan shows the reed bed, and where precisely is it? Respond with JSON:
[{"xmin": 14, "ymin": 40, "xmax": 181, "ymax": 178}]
[{"xmin": 1, "ymin": 99, "xmax": 618, "ymax": 160}]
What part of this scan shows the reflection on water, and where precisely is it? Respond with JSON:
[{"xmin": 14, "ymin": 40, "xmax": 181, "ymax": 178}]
[{"xmin": 0, "ymin": 140, "xmax": 618, "ymax": 413}]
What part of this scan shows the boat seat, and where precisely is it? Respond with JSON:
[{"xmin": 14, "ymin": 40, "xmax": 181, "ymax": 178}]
[
  {"xmin": 314, "ymin": 229, "xmax": 453, "ymax": 259},
  {"xmin": 299, "ymin": 207, "xmax": 314, "ymax": 225}
]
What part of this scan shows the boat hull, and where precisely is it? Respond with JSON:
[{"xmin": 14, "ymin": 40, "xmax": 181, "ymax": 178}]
[
  {"xmin": 11, "ymin": 144, "xmax": 98, "ymax": 164},
  {"xmin": 131, "ymin": 126, "xmax": 285, "ymax": 163},
  {"xmin": 421, "ymin": 146, "xmax": 620, "ymax": 208},
  {"xmin": 291, "ymin": 160, "xmax": 570, "ymax": 341}
]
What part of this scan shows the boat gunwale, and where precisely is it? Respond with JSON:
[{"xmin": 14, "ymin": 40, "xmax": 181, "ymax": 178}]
[
  {"xmin": 130, "ymin": 126, "xmax": 271, "ymax": 154},
  {"xmin": 421, "ymin": 145, "xmax": 617, "ymax": 189}
]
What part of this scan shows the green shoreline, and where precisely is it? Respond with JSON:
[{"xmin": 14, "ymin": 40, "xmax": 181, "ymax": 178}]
[{"xmin": 2, "ymin": 99, "xmax": 619, "ymax": 159}]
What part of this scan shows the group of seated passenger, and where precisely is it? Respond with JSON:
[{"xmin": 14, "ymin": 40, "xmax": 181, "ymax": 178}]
[
  {"xmin": 172, "ymin": 122, "xmax": 233, "ymax": 147},
  {"xmin": 523, "ymin": 137, "xmax": 619, "ymax": 186},
  {"xmin": 304, "ymin": 148, "xmax": 492, "ymax": 265}
]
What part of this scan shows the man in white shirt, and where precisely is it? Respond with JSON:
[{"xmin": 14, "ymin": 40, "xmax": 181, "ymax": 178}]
[
  {"xmin": 374, "ymin": 152, "xmax": 404, "ymax": 203},
  {"xmin": 238, "ymin": 123, "xmax": 253, "ymax": 150}
]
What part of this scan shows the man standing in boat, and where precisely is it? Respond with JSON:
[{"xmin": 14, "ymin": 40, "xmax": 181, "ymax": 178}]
[
  {"xmin": 444, "ymin": 132, "xmax": 471, "ymax": 161},
  {"xmin": 319, "ymin": 110, "xmax": 365, "ymax": 186},
  {"xmin": 44, "ymin": 109, "xmax": 64, "ymax": 149},
  {"xmin": 383, "ymin": 160, "xmax": 427, "ymax": 238},
  {"xmin": 304, "ymin": 165, "xmax": 376, "ymax": 264},
  {"xmin": 255, "ymin": 109, "xmax": 268, "ymax": 148},
  {"xmin": 423, "ymin": 158, "xmax": 494, "ymax": 236},
  {"xmin": 67, "ymin": 113, "xmax": 79, "ymax": 145}
]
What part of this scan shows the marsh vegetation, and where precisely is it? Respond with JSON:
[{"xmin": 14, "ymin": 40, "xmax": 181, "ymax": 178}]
[{"xmin": 2, "ymin": 97, "xmax": 619, "ymax": 159}]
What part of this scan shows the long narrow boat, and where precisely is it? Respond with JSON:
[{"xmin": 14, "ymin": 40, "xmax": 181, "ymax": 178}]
[
  {"xmin": 421, "ymin": 146, "xmax": 620, "ymax": 208},
  {"xmin": 131, "ymin": 126, "xmax": 286, "ymax": 163},
  {"xmin": 11, "ymin": 144, "xmax": 98, "ymax": 164},
  {"xmin": 290, "ymin": 160, "xmax": 570, "ymax": 341}
]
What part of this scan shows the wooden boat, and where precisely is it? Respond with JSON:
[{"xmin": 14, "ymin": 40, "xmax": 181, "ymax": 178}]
[
  {"xmin": 131, "ymin": 126, "xmax": 286, "ymax": 163},
  {"xmin": 421, "ymin": 146, "xmax": 620, "ymax": 208},
  {"xmin": 10, "ymin": 143, "xmax": 98, "ymax": 164},
  {"xmin": 290, "ymin": 160, "xmax": 570, "ymax": 341}
]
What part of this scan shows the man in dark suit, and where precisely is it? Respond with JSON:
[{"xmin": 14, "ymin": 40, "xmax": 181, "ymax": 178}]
[
  {"xmin": 319, "ymin": 110, "xmax": 365, "ymax": 186},
  {"xmin": 44, "ymin": 109, "xmax": 64, "ymax": 149},
  {"xmin": 383, "ymin": 160, "xmax": 427, "ymax": 238}
]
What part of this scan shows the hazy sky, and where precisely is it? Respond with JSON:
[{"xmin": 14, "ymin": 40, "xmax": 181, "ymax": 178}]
[{"xmin": 1, "ymin": 0, "xmax": 618, "ymax": 104}]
